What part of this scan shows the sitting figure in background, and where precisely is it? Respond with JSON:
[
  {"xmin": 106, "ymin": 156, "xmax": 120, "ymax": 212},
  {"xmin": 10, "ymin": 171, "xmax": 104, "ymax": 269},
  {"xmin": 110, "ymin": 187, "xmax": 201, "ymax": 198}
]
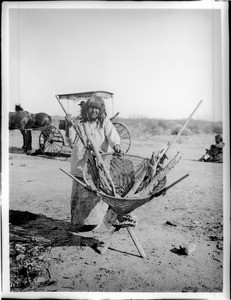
[{"xmin": 199, "ymin": 134, "xmax": 225, "ymax": 163}]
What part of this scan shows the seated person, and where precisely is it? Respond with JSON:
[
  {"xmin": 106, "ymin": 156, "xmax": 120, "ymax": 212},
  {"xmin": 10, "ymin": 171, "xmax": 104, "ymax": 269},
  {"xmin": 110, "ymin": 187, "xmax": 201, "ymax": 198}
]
[{"xmin": 199, "ymin": 135, "xmax": 224, "ymax": 163}]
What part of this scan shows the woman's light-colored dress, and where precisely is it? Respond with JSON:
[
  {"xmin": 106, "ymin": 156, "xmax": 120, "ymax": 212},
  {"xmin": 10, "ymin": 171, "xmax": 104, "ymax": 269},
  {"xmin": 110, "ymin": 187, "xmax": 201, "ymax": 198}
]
[{"xmin": 66, "ymin": 116, "xmax": 120, "ymax": 230}]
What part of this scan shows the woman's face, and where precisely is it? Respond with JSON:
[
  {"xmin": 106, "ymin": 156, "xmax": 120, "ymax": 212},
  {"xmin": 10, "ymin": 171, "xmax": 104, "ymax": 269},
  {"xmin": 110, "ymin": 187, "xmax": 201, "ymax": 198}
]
[
  {"xmin": 88, "ymin": 106, "xmax": 100, "ymax": 121},
  {"xmin": 215, "ymin": 135, "xmax": 222, "ymax": 143}
]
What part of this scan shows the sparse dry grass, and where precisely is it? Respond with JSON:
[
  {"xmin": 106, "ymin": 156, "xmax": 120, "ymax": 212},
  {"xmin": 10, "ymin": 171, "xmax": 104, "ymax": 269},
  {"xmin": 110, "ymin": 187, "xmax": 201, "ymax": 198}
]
[{"xmin": 51, "ymin": 116, "xmax": 223, "ymax": 141}]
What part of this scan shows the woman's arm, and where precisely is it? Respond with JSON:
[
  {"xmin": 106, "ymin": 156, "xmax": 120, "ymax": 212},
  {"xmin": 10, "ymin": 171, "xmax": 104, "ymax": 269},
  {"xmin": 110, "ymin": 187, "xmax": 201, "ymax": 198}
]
[
  {"xmin": 216, "ymin": 141, "xmax": 225, "ymax": 149},
  {"xmin": 104, "ymin": 117, "xmax": 121, "ymax": 149}
]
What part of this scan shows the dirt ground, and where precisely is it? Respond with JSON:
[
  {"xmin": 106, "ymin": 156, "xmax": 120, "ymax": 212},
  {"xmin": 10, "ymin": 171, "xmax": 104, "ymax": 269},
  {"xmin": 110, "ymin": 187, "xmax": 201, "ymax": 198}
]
[{"xmin": 7, "ymin": 130, "xmax": 224, "ymax": 295}]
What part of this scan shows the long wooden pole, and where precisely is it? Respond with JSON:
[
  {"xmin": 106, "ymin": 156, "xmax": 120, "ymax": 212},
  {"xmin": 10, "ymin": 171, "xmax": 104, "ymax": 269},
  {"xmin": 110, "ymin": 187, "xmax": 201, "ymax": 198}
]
[
  {"xmin": 83, "ymin": 122, "xmax": 118, "ymax": 196},
  {"xmin": 100, "ymin": 228, "xmax": 117, "ymax": 255},
  {"xmin": 55, "ymin": 95, "xmax": 87, "ymax": 148},
  {"xmin": 56, "ymin": 95, "xmax": 69, "ymax": 116},
  {"xmin": 152, "ymin": 173, "xmax": 189, "ymax": 197},
  {"xmin": 127, "ymin": 227, "xmax": 146, "ymax": 258},
  {"xmin": 168, "ymin": 100, "xmax": 203, "ymax": 151},
  {"xmin": 156, "ymin": 100, "xmax": 203, "ymax": 165}
]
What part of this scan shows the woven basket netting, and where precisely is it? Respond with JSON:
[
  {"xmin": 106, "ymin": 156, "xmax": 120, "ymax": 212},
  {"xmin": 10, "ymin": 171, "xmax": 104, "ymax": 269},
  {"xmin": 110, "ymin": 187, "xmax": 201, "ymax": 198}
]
[{"xmin": 83, "ymin": 154, "xmax": 166, "ymax": 215}]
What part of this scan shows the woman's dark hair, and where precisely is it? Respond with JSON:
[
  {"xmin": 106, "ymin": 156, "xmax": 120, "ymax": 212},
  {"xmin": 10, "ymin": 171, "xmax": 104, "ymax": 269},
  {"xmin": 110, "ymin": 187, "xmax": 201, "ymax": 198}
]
[
  {"xmin": 81, "ymin": 96, "xmax": 107, "ymax": 127},
  {"xmin": 215, "ymin": 134, "xmax": 222, "ymax": 142}
]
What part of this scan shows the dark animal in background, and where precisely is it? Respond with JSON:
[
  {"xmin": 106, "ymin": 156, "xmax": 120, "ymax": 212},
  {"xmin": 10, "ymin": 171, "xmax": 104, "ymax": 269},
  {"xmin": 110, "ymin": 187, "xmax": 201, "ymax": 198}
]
[
  {"xmin": 9, "ymin": 106, "xmax": 32, "ymax": 153},
  {"xmin": 9, "ymin": 104, "xmax": 52, "ymax": 154}
]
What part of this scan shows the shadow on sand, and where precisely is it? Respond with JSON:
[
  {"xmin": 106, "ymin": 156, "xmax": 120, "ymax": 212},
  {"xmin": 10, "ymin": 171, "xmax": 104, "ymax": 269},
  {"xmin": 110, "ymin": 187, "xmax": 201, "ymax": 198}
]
[
  {"xmin": 9, "ymin": 210, "xmax": 143, "ymax": 257},
  {"xmin": 9, "ymin": 147, "xmax": 71, "ymax": 160},
  {"xmin": 9, "ymin": 210, "xmax": 102, "ymax": 252}
]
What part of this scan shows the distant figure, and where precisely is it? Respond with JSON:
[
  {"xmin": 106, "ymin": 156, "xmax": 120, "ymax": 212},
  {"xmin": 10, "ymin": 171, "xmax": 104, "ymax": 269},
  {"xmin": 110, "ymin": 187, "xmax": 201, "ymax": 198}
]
[
  {"xmin": 199, "ymin": 135, "xmax": 225, "ymax": 163},
  {"xmin": 78, "ymin": 100, "xmax": 85, "ymax": 118},
  {"xmin": 79, "ymin": 100, "xmax": 85, "ymax": 108}
]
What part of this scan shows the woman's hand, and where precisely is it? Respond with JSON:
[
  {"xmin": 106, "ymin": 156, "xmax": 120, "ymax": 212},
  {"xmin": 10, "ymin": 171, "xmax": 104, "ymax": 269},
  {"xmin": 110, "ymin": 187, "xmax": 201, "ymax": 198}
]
[
  {"xmin": 113, "ymin": 144, "xmax": 123, "ymax": 156},
  {"xmin": 65, "ymin": 114, "xmax": 72, "ymax": 123}
]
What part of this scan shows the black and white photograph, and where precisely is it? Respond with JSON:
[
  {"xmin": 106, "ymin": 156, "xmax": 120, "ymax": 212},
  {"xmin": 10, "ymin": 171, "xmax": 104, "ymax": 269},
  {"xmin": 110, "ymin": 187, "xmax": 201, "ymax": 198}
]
[{"xmin": 1, "ymin": 1, "xmax": 229, "ymax": 299}]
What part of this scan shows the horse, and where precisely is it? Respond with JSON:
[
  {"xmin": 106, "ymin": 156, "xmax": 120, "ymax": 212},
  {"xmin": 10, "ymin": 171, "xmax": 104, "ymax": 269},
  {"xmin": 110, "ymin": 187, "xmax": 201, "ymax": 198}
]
[
  {"xmin": 9, "ymin": 107, "xmax": 32, "ymax": 153},
  {"xmin": 9, "ymin": 104, "xmax": 52, "ymax": 154}
]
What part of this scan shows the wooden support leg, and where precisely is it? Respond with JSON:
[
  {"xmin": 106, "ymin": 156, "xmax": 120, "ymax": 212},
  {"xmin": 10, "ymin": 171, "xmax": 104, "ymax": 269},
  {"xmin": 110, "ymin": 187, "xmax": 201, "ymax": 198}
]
[
  {"xmin": 100, "ymin": 228, "xmax": 117, "ymax": 255},
  {"xmin": 100, "ymin": 226, "xmax": 146, "ymax": 258},
  {"xmin": 126, "ymin": 227, "xmax": 146, "ymax": 258}
]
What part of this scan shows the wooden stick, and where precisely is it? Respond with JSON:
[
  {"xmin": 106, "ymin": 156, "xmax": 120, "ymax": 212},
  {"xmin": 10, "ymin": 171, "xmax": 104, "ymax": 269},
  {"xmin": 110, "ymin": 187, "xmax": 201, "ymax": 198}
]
[
  {"xmin": 166, "ymin": 100, "xmax": 203, "ymax": 155},
  {"xmin": 162, "ymin": 173, "xmax": 189, "ymax": 192},
  {"xmin": 100, "ymin": 228, "xmax": 117, "ymax": 255},
  {"xmin": 126, "ymin": 227, "xmax": 146, "ymax": 258},
  {"xmin": 55, "ymin": 95, "xmax": 87, "ymax": 148},
  {"xmin": 134, "ymin": 152, "xmax": 182, "ymax": 198},
  {"xmin": 110, "ymin": 112, "xmax": 119, "ymax": 122},
  {"xmin": 152, "ymin": 173, "xmax": 189, "ymax": 197},
  {"xmin": 157, "ymin": 100, "xmax": 203, "ymax": 164},
  {"xmin": 124, "ymin": 161, "xmax": 148, "ymax": 198},
  {"xmin": 83, "ymin": 122, "xmax": 118, "ymax": 196}
]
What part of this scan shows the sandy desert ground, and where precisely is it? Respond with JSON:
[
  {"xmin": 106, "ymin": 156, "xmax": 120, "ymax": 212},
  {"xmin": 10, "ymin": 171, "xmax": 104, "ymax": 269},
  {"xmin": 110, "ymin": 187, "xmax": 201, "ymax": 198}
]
[{"xmin": 6, "ymin": 129, "xmax": 225, "ymax": 296}]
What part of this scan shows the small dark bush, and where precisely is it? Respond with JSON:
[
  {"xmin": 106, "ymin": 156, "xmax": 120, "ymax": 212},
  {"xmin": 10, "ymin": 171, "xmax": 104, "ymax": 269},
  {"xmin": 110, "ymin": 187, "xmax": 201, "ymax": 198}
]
[
  {"xmin": 187, "ymin": 123, "xmax": 201, "ymax": 134},
  {"xmin": 150, "ymin": 124, "xmax": 162, "ymax": 135},
  {"xmin": 211, "ymin": 124, "xmax": 223, "ymax": 134},
  {"xmin": 157, "ymin": 120, "xmax": 168, "ymax": 130},
  {"xmin": 171, "ymin": 125, "xmax": 191, "ymax": 136},
  {"xmin": 167, "ymin": 121, "xmax": 180, "ymax": 131},
  {"xmin": 203, "ymin": 124, "xmax": 213, "ymax": 134}
]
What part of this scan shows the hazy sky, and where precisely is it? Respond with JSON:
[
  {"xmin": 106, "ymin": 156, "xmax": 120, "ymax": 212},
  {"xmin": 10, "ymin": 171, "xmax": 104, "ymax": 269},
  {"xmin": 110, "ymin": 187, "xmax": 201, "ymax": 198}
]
[{"xmin": 5, "ymin": 2, "xmax": 227, "ymax": 121}]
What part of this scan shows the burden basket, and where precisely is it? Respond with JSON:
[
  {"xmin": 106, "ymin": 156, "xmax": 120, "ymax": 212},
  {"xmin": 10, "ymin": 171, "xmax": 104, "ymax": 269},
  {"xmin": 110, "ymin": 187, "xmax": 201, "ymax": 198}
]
[
  {"xmin": 83, "ymin": 153, "xmax": 169, "ymax": 216},
  {"xmin": 60, "ymin": 148, "xmax": 185, "ymax": 258}
]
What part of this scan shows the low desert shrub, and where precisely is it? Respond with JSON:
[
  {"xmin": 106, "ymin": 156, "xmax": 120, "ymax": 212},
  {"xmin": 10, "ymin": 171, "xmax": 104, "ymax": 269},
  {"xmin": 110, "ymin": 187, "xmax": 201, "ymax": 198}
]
[
  {"xmin": 157, "ymin": 119, "xmax": 168, "ymax": 130},
  {"xmin": 166, "ymin": 121, "xmax": 180, "ymax": 134},
  {"xmin": 202, "ymin": 124, "xmax": 213, "ymax": 134},
  {"xmin": 150, "ymin": 124, "xmax": 162, "ymax": 135},
  {"xmin": 187, "ymin": 123, "xmax": 202, "ymax": 134},
  {"xmin": 52, "ymin": 115, "xmax": 223, "ymax": 139},
  {"xmin": 211, "ymin": 124, "xmax": 223, "ymax": 134},
  {"xmin": 171, "ymin": 125, "xmax": 191, "ymax": 136}
]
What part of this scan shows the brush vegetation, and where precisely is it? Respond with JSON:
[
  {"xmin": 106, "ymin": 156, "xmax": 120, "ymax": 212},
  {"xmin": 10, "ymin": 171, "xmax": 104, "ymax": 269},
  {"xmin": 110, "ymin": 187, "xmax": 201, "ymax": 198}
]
[{"xmin": 51, "ymin": 116, "xmax": 223, "ymax": 139}]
